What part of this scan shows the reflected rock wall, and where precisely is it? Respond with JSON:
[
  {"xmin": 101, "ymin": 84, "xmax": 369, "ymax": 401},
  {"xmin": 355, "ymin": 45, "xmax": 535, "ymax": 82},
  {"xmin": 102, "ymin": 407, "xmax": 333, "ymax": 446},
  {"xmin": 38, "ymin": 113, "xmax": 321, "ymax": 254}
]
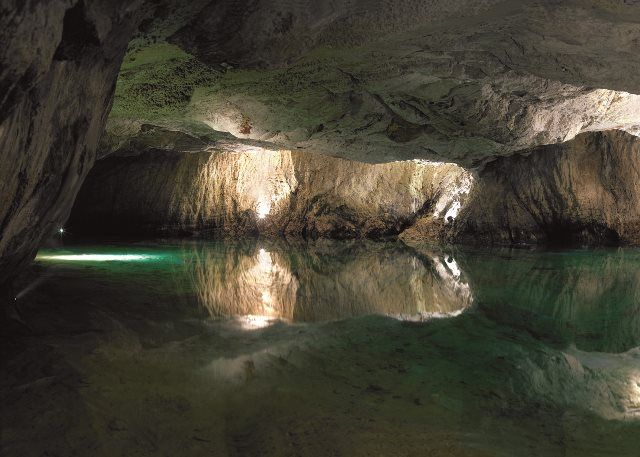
[
  {"xmin": 188, "ymin": 243, "xmax": 299, "ymax": 322},
  {"xmin": 457, "ymin": 248, "xmax": 640, "ymax": 353},
  {"xmin": 182, "ymin": 241, "xmax": 473, "ymax": 323}
]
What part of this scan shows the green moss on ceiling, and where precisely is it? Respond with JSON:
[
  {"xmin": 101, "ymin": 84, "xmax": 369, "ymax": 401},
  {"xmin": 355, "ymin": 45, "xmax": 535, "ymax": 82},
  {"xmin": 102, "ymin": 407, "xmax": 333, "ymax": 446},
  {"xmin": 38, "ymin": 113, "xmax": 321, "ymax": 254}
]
[{"xmin": 110, "ymin": 42, "xmax": 220, "ymax": 120}]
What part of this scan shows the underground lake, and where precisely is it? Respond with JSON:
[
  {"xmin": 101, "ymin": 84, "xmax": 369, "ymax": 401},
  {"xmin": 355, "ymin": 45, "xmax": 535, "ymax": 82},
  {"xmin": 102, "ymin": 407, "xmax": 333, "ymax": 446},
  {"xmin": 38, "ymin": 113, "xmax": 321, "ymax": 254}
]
[{"xmin": 2, "ymin": 239, "xmax": 640, "ymax": 455}]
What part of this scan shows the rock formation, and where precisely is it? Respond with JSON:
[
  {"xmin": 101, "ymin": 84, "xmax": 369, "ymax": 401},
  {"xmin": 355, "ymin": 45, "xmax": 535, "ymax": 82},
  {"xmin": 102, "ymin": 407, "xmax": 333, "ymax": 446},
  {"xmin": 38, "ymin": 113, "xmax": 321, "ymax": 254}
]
[
  {"xmin": 5, "ymin": 1, "xmax": 640, "ymax": 286},
  {"xmin": 107, "ymin": 0, "xmax": 640, "ymax": 164},
  {"xmin": 451, "ymin": 130, "xmax": 640, "ymax": 246},
  {"xmin": 0, "ymin": 0, "xmax": 147, "ymax": 288},
  {"xmin": 68, "ymin": 137, "xmax": 471, "ymax": 239},
  {"xmin": 70, "ymin": 129, "xmax": 640, "ymax": 247}
]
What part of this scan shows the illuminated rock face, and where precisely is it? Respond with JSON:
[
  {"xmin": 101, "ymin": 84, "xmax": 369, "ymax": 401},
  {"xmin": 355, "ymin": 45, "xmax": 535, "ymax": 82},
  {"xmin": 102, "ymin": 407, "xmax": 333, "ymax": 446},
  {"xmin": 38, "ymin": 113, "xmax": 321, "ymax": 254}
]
[
  {"xmin": 71, "ymin": 129, "xmax": 640, "ymax": 246},
  {"xmin": 107, "ymin": 0, "xmax": 640, "ymax": 165},
  {"xmin": 6, "ymin": 0, "xmax": 640, "ymax": 286},
  {"xmin": 68, "ymin": 147, "xmax": 471, "ymax": 239},
  {"xmin": 451, "ymin": 130, "xmax": 640, "ymax": 246}
]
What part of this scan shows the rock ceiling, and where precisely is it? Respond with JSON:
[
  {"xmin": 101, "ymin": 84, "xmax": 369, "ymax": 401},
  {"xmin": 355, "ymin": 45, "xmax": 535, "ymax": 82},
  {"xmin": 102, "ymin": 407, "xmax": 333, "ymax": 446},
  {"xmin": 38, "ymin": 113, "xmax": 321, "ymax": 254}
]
[
  {"xmin": 4, "ymin": 0, "xmax": 640, "ymax": 284},
  {"xmin": 107, "ymin": 0, "xmax": 640, "ymax": 165}
]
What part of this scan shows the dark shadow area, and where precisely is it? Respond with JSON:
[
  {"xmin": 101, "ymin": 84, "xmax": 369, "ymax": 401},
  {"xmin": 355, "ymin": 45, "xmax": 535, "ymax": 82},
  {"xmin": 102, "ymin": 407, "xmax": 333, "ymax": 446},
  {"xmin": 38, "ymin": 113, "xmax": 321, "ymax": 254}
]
[{"xmin": 53, "ymin": 1, "xmax": 101, "ymax": 61}]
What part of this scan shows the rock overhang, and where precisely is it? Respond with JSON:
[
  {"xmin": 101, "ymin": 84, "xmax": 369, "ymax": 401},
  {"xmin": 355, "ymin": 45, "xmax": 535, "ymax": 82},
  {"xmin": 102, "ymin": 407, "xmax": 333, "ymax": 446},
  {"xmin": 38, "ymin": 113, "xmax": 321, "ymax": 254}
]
[{"xmin": 106, "ymin": 0, "xmax": 640, "ymax": 166}]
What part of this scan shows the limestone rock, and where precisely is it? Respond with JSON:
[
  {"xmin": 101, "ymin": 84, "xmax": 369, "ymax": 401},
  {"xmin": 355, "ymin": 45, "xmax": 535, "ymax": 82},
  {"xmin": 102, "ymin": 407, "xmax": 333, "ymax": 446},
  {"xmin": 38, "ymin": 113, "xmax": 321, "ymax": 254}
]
[
  {"xmin": 106, "ymin": 0, "xmax": 640, "ymax": 164},
  {"xmin": 0, "ymin": 0, "xmax": 146, "ymax": 287},
  {"xmin": 70, "ymin": 128, "xmax": 640, "ymax": 247},
  {"xmin": 452, "ymin": 130, "xmax": 640, "ymax": 245},
  {"xmin": 7, "ymin": 0, "xmax": 640, "ymax": 287},
  {"xmin": 68, "ymin": 143, "xmax": 471, "ymax": 239}
]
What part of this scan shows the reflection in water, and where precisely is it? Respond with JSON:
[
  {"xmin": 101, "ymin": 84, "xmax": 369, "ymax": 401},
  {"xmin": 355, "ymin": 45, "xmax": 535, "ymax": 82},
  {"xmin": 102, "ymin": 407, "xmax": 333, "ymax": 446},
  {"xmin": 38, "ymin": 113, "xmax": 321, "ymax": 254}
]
[
  {"xmin": 190, "ymin": 244, "xmax": 298, "ymax": 328},
  {"xmin": 566, "ymin": 347, "xmax": 640, "ymax": 419},
  {"xmin": 459, "ymin": 248, "xmax": 640, "ymax": 352},
  {"xmin": 183, "ymin": 240, "xmax": 473, "ymax": 324},
  {"xmin": 37, "ymin": 253, "xmax": 158, "ymax": 261},
  {"xmin": 34, "ymin": 242, "xmax": 640, "ymax": 352},
  {"xmin": 11, "ymin": 241, "xmax": 640, "ymax": 455}
]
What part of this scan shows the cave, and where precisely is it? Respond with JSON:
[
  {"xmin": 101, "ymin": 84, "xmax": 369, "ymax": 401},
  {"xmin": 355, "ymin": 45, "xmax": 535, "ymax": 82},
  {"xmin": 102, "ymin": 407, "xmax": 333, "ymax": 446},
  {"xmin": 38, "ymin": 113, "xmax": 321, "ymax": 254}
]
[{"xmin": 3, "ymin": 1, "xmax": 640, "ymax": 456}]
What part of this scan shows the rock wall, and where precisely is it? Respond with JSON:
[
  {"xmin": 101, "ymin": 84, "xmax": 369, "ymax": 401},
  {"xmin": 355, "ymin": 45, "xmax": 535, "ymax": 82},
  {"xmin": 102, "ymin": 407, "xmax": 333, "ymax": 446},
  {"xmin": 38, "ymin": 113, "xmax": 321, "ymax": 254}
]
[
  {"xmin": 68, "ymin": 145, "xmax": 471, "ymax": 239},
  {"xmin": 69, "ymin": 129, "xmax": 640, "ymax": 247},
  {"xmin": 6, "ymin": 0, "xmax": 640, "ymax": 292},
  {"xmin": 0, "ymin": 0, "xmax": 145, "ymax": 288},
  {"xmin": 451, "ymin": 130, "xmax": 640, "ymax": 246}
]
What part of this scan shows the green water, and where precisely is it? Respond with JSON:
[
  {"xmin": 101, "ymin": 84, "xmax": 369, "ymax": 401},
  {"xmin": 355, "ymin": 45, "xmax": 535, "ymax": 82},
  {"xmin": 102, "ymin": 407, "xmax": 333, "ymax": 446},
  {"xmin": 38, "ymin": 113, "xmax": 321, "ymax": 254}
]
[{"xmin": 3, "ymin": 239, "xmax": 640, "ymax": 456}]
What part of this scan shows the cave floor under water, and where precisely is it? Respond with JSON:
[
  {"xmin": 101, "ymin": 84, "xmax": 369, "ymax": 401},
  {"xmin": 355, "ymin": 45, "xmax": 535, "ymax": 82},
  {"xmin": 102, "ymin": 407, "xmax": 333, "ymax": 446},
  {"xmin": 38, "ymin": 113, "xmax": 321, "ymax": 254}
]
[{"xmin": 2, "ymin": 239, "xmax": 640, "ymax": 456}]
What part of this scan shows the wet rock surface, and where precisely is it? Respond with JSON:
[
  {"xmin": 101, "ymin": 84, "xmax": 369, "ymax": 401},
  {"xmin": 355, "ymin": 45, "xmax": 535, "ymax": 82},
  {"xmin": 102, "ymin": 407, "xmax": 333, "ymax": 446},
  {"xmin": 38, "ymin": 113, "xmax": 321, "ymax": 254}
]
[
  {"xmin": 451, "ymin": 130, "xmax": 640, "ymax": 246},
  {"xmin": 68, "ymin": 146, "xmax": 470, "ymax": 239}
]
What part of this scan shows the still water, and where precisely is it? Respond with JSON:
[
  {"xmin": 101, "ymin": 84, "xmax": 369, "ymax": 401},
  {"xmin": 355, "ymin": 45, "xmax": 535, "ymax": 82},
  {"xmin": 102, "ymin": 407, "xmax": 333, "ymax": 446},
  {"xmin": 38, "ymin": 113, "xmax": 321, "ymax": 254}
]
[{"xmin": 2, "ymin": 239, "xmax": 640, "ymax": 456}]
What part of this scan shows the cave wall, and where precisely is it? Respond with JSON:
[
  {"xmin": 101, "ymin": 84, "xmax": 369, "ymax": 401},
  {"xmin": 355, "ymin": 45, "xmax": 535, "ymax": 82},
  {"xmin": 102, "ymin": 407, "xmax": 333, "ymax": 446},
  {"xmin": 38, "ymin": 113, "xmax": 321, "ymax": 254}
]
[
  {"xmin": 0, "ymin": 0, "xmax": 146, "ymax": 288},
  {"xmin": 4, "ymin": 0, "xmax": 640, "ymax": 292},
  {"xmin": 71, "ymin": 129, "xmax": 640, "ymax": 247},
  {"xmin": 450, "ymin": 130, "xmax": 640, "ymax": 246},
  {"xmin": 107, "ymin": 0, "xmax": 640, "ymax": 165},
  {"xmin": 68, "ymin": 147, "xmax": 471, "ymax": 239}
]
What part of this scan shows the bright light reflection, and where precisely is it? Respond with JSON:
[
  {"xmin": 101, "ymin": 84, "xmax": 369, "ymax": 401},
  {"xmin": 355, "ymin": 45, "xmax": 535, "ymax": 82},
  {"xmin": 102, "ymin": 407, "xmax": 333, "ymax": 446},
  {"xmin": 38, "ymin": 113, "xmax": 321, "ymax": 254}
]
[
  {"xmin": 256, "ymin": 200, "xmax": 270, "ymax": 219},
  {"xmin": 237, "ymin": 314, "xmax": 278, "ymax": 329},
  {"xmin": 629, "ymin": 376, "xmax": 640, "ymax": 417},
  {"xmin": 37, "ymin": 254, "xmax": 155, "ymax": 262},
  {"xmin": 445, "ymin": 256, "xmax": 462, "ymax": 278},
  {"xmin": 390, "ymin": 309, "xmax": 466, "ymax": 322}
]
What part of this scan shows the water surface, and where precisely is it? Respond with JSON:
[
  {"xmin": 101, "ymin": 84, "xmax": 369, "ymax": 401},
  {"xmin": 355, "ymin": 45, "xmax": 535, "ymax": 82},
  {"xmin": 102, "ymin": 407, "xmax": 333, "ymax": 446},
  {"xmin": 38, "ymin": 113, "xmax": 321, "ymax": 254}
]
[{"xmin": 2, "ymin": 239, "xmax": 640, "ymax": 456}]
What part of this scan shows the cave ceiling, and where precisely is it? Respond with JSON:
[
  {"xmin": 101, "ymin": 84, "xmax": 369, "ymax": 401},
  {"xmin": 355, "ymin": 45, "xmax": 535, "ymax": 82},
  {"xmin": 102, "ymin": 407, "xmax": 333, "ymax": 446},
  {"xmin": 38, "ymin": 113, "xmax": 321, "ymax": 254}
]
[{"xmin": 105, "ymin": 0, "xmax": 640, "ymax": 166}]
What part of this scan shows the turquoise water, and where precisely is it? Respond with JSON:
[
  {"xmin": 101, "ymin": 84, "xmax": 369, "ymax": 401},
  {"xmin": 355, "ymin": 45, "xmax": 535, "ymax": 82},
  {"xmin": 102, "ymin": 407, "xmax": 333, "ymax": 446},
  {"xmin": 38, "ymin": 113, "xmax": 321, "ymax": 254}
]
[{"xmin": 3, "ymin": 239, "xmax": 640, "ymax": 456}]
